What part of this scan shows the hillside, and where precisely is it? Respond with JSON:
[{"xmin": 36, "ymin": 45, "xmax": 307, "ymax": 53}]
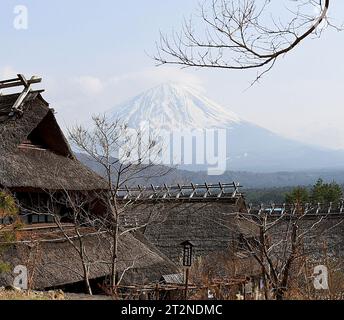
[{"xmin": 77, "ymin": 153, "xmax": 344, "ymax": 189}]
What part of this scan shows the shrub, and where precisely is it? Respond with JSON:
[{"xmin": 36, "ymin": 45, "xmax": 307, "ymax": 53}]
[{"xmin": 0, "ymin": 191, "xmax": 18, "ymax": 218}]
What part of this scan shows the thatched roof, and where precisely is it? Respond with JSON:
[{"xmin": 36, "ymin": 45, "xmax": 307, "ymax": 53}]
[
  {"xmin": 0, "ymin": 226, "xmax": 178, "ymax": 290},
  {"xmin": 123, "ymin": 201, "xmax": 246, "ymax": 263},
  {"xmin": 0, "ymin": 91, "xmax": 107, "ymax": 191},
  {"xmin": 0, "ymin": 149, "xmax": 107, "ymax": 191}
]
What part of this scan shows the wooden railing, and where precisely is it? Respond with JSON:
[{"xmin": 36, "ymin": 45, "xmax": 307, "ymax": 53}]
[
  {"xmin": 116, "ymin": 182, "xmax": 242, "ymax": 202},
  {"xmin": 246, "ymin": 202, "xmax": 344, "ymax": 216}
]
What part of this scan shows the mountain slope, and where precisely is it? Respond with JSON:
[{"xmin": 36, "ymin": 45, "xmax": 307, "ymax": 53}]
[
  {"xmin": 77, "ymin": 153, "xmax": 344, "ymax": 189},
  {"xmin": 108, "ymin": 83, "xmax": 344, "ymax": 172},
  {"xmin": 109, "ymin": 82, "xmax": 240, "ymax": 130}
]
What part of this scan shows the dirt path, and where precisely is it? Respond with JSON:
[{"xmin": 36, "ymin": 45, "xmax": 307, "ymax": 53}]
[{"xmin": 65, "ymin": 293, "xmax": 113, "ymax": 300}]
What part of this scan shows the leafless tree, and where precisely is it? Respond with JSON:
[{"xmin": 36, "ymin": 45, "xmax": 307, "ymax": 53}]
[
  {"xmin": 19, "ymin": 190, "xmax": 106, "ymax": 295},
  {"xmin": 233, "ymin": 204, "xmax": 344, "ymax": 300},
  {"xmin": 48, "ymin": 191, "xmax": 105, "ymax": 295},
  {"xmin": 68, "ymin": 115, "xmax": 172, "ymax": 295},
  {"xmin": 15, "ymin": 187, "xmax": 159, "ymax": 296},
  {"xmin": 155, "ymin": 0, "xmax": 338, "ymax": 83}
]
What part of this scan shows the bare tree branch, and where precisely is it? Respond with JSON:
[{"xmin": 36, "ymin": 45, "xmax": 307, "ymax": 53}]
[{"xmin": 154, "ymin": 0, "xmax": 335, "ymax": 83}]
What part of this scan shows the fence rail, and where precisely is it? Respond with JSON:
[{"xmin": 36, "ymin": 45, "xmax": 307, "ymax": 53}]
[
  {"xmin": 246, "ymin": 202, "xmax": 344, "ymax": 216},
  {"xmin": 116, "ymin": 182, "xmax": 242, "ymax": 201}
]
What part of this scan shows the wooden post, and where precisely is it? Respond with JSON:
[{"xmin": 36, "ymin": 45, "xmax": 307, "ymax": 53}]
[
  {"xmin": 243, "ymin": 281, "xmax": 246, "ymax": 300},
  {"xmin": 155, "ymin": 283, "xmax": 159, "ymax": 300},
  {"xmin": 184, "ymin": 268, "xmax": 190, "ymax": 300}
]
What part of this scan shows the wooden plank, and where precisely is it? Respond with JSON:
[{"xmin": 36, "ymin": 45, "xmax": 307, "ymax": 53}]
[
  {"xmin": 0, "ymin": 77, "xmax": 19, "ymax": 84},
  {"xmin": 190, "ymin": 183, "xmax": 197, "ymax": 198},
  {"xmin": 0, "ymin": 76, "xmax": 41, "ymax": 90},
  {"xmin": 17, "ymin": 74, "xmax": 29, "ymax": 88},
  {"xmin": 115, "ymin": 182, "xmax": 242, "ymax": 201},
  {"xmin": 176, "ymin": 184, "xmax": 183, "ymax": 199},
  {"xmin": 10, "ymin": 86, "xmax": 31, "ymax": 113},
  {"xmin": 0, "ymin": 80, "xmax": 23, "ymax": 89},
  {"xmin": 149, "ymin": 185, "xmax": 156, "ymax": 199}
]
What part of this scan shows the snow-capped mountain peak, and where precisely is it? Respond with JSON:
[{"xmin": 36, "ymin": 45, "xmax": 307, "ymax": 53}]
[
  {"xmin": 106, "ymin": 82, "xmax": 344, "ymax": 172},
  {"xmin": 109, "ymin": 82, "xmax": 241, "ymax": 130}
]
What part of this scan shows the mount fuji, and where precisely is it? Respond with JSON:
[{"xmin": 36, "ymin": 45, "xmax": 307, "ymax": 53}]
[
  {"xmin": 108, "ymin": 83, "xmax": 344, "ymax": 172},
  {"xmin": 110, "ymin": 82, "xmax": 241, "ymax": 131}
]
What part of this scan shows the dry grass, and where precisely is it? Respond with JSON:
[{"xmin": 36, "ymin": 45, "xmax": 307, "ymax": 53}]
[{"xmin": 0, "ymin": 289, "xmax": 65, "ymax": 300}]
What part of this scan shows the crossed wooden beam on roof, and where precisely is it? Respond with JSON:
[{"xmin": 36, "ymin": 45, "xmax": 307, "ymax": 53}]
[
  {"xmin": 0, "ymin": 74, "xmax": 42, "ymax": 90},
  {"xmin": 116, "ymin": 182, "xmax": 242, "ymax": 201},
  {"xmin": 0, "ymin": 74, "xmax": 43, "ymax": 117},
  {"xmin": 246, "ymin": 201, "xmax": 344, "ymax": 215}
]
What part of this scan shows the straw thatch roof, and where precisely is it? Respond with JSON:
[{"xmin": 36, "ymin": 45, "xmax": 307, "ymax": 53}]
[
  {"xmin": 0, "ymin": 91, "xmax": 107, "ymax": 191},
  {"xmin": 123, "ymin": 200, "xmax": 246, "ymax": 263},
  {"xmin": 0, "ymin": 226, "xmax": 178, "ymax": 290}
]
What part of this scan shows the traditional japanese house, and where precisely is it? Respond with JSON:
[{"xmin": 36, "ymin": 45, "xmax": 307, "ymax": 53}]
[
  {"xmin": 0, "ymin": 75, "xmax": 178, "ymax": 291},
  {"xmin": 0, "ymin": 75, "xmax": 107, "ymax": 223}
]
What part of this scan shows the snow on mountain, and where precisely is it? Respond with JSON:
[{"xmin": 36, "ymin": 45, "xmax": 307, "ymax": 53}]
[
  {"xmin": 108, "ymin": 83, "xmax": 344, "ymax": 172},
  {"xmin": 108, "ymin": 82, "xmax": 240, "ymax": 131}
]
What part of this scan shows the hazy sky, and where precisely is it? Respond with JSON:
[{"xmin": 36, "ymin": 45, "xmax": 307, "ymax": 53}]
[{"xmin": 1, "ymin": 1, "xmax": 344, "ymax": 149}]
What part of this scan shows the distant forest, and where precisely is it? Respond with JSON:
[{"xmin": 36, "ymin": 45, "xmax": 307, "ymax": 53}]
[
  {"xmin": 244, "ymin": 187, "xmax": 296, "ymax": 204},
  {"xmin": 244, "ymin": 181, "xmax": 344, "ymax": 204},
  {"xmin": 78, "ymin": 153, "xmax": 344, "ymax": 204}
]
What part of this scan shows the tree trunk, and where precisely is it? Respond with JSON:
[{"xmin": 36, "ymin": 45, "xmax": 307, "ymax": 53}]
[
  {"xmin": 262, "ymin": 272, "xmax": 269, "ymax": 300},
  {"xmin": 79, "ymin": 242, "xmax": 93, "ymax": 296},
  {"xmin": 83, "ymin": 265, "xmax": 93, "ymax": 295},
  {"xmin": 111, "ymin": 221, "xmax": 119, "ymax": 296}
]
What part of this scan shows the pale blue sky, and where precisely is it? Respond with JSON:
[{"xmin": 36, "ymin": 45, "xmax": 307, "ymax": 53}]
[{"xmin": 1, "ymin": 1, "xmax": 344, "ymax": 149}]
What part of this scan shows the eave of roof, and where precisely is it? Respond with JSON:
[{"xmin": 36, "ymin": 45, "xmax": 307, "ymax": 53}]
[
  {"xmin": 0, "ymin": 91, "xmax": 107, "ymax": 191},
  {"xmin": 0, "ymin": 148, "xmax": 107, "ymax": 191}
]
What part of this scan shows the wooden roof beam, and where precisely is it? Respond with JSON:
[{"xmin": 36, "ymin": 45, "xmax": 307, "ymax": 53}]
[
  {"xmin": 10, "ymin": 85, "xmax": 31, "ymax": 115},
  {"xmin": 0, "ymin": 75, "xmax": 42, "ymax": 90}
]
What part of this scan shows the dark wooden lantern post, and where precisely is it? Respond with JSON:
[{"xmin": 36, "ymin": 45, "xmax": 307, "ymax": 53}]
[{"xmin": 180, "ymin": 240, "xmax": 194, "ymax": 300}]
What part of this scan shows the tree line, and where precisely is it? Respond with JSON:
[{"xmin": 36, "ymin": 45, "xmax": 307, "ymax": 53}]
[
  {"xmin": 285, "ymin": 179, "xmax": 342, "ymax": 204},
  {"xmin": 245, "ymin": 179, "xmax": 343, "ymax": 205}
]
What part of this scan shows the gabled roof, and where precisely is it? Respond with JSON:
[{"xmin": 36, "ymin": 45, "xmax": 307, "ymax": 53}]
[
  {"xmin": 0, "ymin": 91, "xmax": 107, "ymax": 191},
  {"xmin": 0, "ymin": 227, "xmax": 179, "ymax": 289},
  {"xmin": 0, "ymin": 91, "xmax": 50, "ymax": 153}
]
